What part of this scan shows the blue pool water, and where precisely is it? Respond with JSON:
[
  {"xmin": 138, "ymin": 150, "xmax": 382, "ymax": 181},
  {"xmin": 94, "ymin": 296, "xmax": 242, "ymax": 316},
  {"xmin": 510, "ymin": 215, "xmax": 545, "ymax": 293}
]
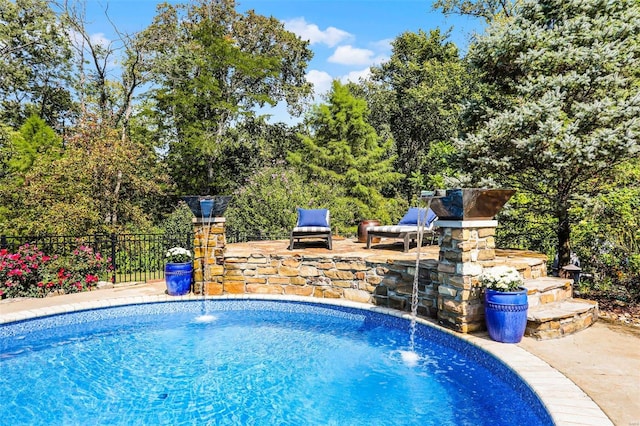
[{"xmin": 0, "ymin": 300, "xmax": 552, "ymax": 425}]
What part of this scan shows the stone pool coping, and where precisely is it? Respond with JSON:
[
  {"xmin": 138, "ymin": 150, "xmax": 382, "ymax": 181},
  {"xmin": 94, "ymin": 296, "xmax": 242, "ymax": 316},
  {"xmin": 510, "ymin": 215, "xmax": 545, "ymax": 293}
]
[{"xmin": 0, "ymin": 291, "xmax": 612, "ymax": 426}]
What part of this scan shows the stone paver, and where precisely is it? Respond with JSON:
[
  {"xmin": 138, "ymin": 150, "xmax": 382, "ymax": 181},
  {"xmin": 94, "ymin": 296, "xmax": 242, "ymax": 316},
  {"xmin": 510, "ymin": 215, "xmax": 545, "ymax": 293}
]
[{"xmin": 528, "ymin": 299, "xmax": 597, "ymax": 321}]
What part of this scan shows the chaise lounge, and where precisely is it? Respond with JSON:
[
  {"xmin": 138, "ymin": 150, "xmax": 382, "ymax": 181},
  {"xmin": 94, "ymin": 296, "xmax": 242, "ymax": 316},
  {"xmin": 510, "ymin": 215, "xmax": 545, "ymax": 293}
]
[
  {"xmin": 366, "ymin": 208, "xmax": 437, "ymax": 253},
  {"xmin": 289, "ymin": 208, "xmax": 333, "ymax": 250}
]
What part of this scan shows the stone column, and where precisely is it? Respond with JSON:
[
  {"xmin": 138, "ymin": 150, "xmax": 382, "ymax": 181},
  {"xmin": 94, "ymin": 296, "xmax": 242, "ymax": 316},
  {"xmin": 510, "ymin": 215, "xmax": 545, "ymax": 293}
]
[
  {"xmin": 436, "ymin": 220, "xmax": 497, "ymax": 333},
  {"xmin": 193, "ymin": 217, "xmax": 226, "ymax": 295}
]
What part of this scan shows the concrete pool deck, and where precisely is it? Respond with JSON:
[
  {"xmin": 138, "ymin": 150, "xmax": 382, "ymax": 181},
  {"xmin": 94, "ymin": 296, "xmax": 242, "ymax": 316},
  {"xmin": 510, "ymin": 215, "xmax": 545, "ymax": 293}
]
[{"xmin": 1, "ymin": 281, "xmax": 638, "ymax": 426}]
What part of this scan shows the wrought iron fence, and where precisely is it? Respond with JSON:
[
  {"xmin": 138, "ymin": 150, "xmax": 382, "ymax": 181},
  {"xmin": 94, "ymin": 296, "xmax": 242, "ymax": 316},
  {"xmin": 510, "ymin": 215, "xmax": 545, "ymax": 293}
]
[
  {"xmin": 1, "ymin": 229, "xmax": 301, "ymax": 284},
  {"xmin": 0, "ymin": 232, "xmax": 192, "ymax": 284}
]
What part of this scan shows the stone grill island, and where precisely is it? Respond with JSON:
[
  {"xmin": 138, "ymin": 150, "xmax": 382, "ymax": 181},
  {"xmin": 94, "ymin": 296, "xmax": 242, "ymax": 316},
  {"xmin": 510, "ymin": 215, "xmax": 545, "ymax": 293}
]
[{"xmin": 188, "ymin": 189, "xmax": 598, "ymax": 340}]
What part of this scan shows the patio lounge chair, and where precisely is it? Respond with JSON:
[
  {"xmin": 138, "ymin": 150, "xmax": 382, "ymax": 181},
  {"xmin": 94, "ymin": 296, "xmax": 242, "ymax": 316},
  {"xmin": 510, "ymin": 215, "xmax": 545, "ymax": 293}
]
[
  {"xmin": 289, "ymin": 208, "xmax": 333, "ymax": 250},
  {"xmin": 366, "ymin": 208, "xmax": 437, "ymax": 253}
]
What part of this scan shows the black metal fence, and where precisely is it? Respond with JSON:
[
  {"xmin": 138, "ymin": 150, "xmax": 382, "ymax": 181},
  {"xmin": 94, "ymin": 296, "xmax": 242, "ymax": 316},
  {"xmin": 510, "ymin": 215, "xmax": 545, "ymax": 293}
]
[
  {"xmin": 1, "ymin": 229, "xmax": 297, "ymax": 284},
  {"xmin": 0, "ymin": 232, "xmax": 192, "ymax": 284}
]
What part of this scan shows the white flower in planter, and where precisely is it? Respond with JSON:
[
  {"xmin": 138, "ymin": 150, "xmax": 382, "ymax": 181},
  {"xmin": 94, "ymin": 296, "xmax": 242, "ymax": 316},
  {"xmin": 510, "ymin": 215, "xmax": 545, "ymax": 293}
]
[
  {"xmin": 479, "ymin": 266, "xmax": 524, "ymax": 292},
  {"xmin": 165, "ymin": 247, "xmax": 192, "ymax": 264}
]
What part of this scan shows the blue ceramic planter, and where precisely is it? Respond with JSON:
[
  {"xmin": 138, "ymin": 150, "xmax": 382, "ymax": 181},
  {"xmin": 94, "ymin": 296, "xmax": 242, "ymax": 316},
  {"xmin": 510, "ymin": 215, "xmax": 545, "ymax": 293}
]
[
  {"xmin": 165, "ymin": 262, "xmax": 193, "ymax": 296},
  {"xmin": 485, "ymin": 288, "xmax": 528, "ymax": 343}
]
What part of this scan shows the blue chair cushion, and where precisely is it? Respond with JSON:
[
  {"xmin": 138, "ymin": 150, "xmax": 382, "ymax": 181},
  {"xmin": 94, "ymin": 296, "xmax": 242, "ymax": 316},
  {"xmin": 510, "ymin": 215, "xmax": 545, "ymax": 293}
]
[
  {"xmin": 297, "ymin": 208, "xmax": 330, "ymax": 227},
  {"xmin": 398, "ymin": 208, "xmax": 437, "ymax": 226}
]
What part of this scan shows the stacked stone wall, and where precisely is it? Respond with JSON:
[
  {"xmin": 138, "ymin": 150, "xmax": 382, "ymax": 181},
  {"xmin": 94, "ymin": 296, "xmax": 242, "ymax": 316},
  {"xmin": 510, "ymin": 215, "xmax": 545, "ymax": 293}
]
[
  {"xmin": 219, "ymin": 254, "xmax": 438, "ymax": 307},
  {"xmin": 192, "ymin": 219, "xmax": 548, "ymax": 333},
  {"xmin": 436, "ymin": 225, "xmax": 497, "ymax": 333},
  {"xmin": 193, "ymin": 218, "xmax": 226, "ymax": 295}
]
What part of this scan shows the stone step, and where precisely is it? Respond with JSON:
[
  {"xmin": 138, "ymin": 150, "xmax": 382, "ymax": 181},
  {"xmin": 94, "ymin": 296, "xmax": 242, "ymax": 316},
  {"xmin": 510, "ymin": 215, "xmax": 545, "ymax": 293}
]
[
  {"xmin": 523, "ymin": 276, "xmax": 573, "ymax": 307},
  {"xmin": 526, "ymin": 298, "xmax": 599, "ymax": 340}
]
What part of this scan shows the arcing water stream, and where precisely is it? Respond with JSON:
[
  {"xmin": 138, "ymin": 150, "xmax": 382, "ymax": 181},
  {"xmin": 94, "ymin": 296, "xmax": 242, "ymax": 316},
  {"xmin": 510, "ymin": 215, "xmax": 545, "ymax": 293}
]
[
  {"xmin": 400, "ymin": 195, "xmax": 439, "ymax": 367},
  {"xmin": 195, "ymin": 199, "xmax": 216, "ymax": 323}
]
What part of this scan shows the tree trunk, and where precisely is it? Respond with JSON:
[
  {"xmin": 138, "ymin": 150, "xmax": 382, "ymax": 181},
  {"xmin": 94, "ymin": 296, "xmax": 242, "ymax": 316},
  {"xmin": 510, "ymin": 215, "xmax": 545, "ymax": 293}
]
[
  {"xmin": 556, "ymin": 203, "xmax": 571, "ymax": 271},
  {"xmin": 110, "ymin": 170, "xmax": 122, "ymax": 226}
]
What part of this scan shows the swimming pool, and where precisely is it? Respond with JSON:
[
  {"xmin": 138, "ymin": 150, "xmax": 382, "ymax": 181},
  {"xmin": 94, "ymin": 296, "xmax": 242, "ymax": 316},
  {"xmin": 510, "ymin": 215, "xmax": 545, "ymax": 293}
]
[{"xmin": 0, "ymin": 300, "xmax": 552, "ymax": 425}]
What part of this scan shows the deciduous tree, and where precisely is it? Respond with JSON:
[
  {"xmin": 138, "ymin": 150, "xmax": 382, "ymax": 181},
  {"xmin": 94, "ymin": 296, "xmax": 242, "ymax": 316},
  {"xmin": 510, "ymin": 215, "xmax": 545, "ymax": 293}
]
[
  {"xmin": 142, "ymin": 0, "xmax": 312, "ymax": 195},
  {"xmin": 0, "ymin": 0, "xmax": 73, "ymax": 129},
  {"xmin": 59, "ymin": 0, "xmax": 153, "ymax": 139},
  {"xmin": 434, "ymin": 0, "xmax": 518, "ymax": 21},
  {"xmin": 572, "ymin": 159, "xmax": 640, "ymax": 302},
  {"xmin": 370, "ymin": 29, "xmax": 467, "ymax": 196},
  {"xmin": 0, "ymin": 116, "xmax": 167, "ymax": 235}
]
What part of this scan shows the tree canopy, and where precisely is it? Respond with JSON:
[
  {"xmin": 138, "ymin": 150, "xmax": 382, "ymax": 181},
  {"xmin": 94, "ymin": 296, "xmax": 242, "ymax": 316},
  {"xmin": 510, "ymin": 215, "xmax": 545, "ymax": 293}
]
[
  {"xmin": 434, "ymin": 0, "xmax": 519, "ymax": 21},
  {"xmin": 0, "ymin": 0, "xmax": 73, "ymax": 129},
  {"xmin": 458, "ymin": 0, "xmax": 640, "ymax": 266},
  {"xmin": 141, "ymin": 0, "xmax": 313, "ymax": 195},
  {"xmin": 370, "ymin": 29, "xmax": 467, "ymax": 196}
]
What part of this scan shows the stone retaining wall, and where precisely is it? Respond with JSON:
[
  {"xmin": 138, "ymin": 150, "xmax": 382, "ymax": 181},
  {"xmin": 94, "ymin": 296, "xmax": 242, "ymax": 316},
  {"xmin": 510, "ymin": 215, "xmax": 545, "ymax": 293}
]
[
  {"xmin": 219, "ymin": 253, "xmax": 439, "ymax": 310},
  {"xmin": 434, "ymin": 221, "xmax": 547, "ymax": 332},
  {"xmin": 192, "ymin": 219, "xmax": 548, "ymax": 333}
]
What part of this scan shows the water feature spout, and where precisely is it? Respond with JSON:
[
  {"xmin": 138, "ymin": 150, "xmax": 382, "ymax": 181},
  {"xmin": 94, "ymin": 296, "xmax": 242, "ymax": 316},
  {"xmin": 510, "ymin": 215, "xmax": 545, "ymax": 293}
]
[
  {"xmin": 181, "ymin": 195, "xmax": 232, "ymax": 320},
  {"xmin": 181, "ymin": 195, "xmax": 232, "ymax": 219},
  {"xmin": 429, "ymin": 188, "xmax": 515, "ymax": 220},
  {"xmin": 196, "ymin": 198, "xmax": 214, "ymax": 318}
]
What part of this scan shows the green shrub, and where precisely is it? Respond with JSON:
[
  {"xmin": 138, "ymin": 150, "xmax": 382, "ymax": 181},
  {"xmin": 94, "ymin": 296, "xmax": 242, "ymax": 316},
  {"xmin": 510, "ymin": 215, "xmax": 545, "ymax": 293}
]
[
  {"xmin": 226, "ymin": 163, "xmax": 408, "ymax": 238},
  {"xmin": 160, "ymin": 201, "xmax": 194, "ymax": 249},
  {"xmin": 226, "ymin": 164, "xmax": 326, "ymax": 237}
]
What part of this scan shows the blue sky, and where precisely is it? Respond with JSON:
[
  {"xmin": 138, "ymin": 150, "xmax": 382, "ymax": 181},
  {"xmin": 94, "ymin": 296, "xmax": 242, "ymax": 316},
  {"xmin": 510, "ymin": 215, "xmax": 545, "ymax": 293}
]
[{"xmin": 82, "ymin": 0, "xmax": 484, "ymax": 121}]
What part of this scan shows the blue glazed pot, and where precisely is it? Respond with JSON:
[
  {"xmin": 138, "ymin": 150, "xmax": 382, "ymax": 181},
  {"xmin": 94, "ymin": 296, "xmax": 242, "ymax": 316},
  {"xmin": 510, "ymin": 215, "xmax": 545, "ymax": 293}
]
[
  {"xmin": 485, "ymin": 288, "xmax": 528, "ymax": 343},
  {"xmin": 165, "ymin": 262, "xmax": 193, "ymax": 296}
]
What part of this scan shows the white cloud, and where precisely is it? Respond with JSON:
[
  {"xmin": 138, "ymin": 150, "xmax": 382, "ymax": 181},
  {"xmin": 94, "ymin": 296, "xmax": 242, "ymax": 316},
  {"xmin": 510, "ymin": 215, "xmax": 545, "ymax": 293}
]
[
  {"xmin": 69, "ymin": 29, "xmax": 111, "ymax": 49},
  {"xmin": 306, "ymin": 70, "xmax": 334, "ymax": 96},
  {"xmin": 341, "ymin": 68, "xmax": 372, "ymax": 84},
  {"xmin": 328, "ymin": 45, "xmax": 375, "ymax": 66},
  {"xmin": 306, "ymin": 68, "xmax": 373, "ymax": 98},
  {"xmin": 90, "ymin": 32, "xmax": 111, "ymax": 48},
  {"xmin": 368, "ymin": 38, "xmax": 393, "ymax": 66},
  {"xmin": 284, "ymin": 17, "xmax": 352, "ymax": 47},
  {"xmin": 370, "ymin": 38, "xmax": 393, "ymax": 52}
]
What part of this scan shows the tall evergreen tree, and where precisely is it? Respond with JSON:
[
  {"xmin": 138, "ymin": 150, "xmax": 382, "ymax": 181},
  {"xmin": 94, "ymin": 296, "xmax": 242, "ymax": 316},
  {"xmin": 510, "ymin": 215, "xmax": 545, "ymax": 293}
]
[
  {"xmin": 0, "ymin": 116, "xmax": 63, "ymax": 231},
  {"xmin": 4, "ymin": 115, "xmax": 62, "ymax": 175},
  {"xmin": 288, "ymin": 80, "xmax": 403, "ymax": 225},
  {"xmin": 459, "ymin": 0, "xmax": 640, "ymax": 267}
]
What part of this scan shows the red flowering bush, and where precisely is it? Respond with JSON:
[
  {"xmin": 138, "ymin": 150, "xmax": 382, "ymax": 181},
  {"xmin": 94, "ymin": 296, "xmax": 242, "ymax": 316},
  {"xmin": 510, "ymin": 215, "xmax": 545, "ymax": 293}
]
[
  {"xmin": 0, "ymin": 244, "xmax": 110, "ymax": 298},
  {"xmin": 0, "ymin": 244, "xmax": 55, "ymax": 298},
  {"xmin": 46, "ymin": 245, "xmax": 110, "ymax": 294}
]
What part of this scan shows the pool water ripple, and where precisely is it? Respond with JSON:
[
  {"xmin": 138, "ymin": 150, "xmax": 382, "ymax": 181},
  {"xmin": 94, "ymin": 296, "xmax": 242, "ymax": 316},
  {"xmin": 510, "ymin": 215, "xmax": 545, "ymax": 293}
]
[{"xmin": 0, "ymin": 300, "xmax": 552, "ymax": 425}]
